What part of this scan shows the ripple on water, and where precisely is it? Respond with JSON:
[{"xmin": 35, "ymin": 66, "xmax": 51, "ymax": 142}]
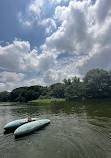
[{"xmin": 0, "ymin": 102, "xmax": 111, "ymax": 158}]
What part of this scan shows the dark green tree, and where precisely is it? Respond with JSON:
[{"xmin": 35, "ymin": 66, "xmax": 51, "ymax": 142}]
[
  {"xmin": 64, "ymin": 77, "xmax": 86, "ymax": 100},
  {"xmin": 0, "ymin": 91, "xmax": 10, "ymax": 102},
  {"xmin": 49, "ymin": 83, "xmax": 65, "ymax": 98},
  {"xmin": 52, "ymin": 83, "xmax": 65, "ymax": 98},
  {"xmin": 83, "ymin": 69, "xmax": 110, "ymax": 98},
  {"xmin": 63, "ymin": 78, "xmax": 72, "ymax": 86}
]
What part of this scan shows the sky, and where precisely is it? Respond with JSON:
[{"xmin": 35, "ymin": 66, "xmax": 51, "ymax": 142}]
[{"xmin": 0, "ymin": 0, "xmax": 111, "ymax": 92}]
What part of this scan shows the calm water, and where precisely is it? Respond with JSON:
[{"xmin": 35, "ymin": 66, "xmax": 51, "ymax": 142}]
[{"xmin": 0, "ymin": 99, "xmax": 111, "ymax": 158}]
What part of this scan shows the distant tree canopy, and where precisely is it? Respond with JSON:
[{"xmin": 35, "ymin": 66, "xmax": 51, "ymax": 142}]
[
  {"xmin": 50, "ymin": 83, "xmax": 65, "ymax": 98},
  {"xmin": 64, "ymin": 77, "xmax": 86, "ymax": 100},
  {"xmin": 83, "ymin": 69, "xmax": 111, "ymax": 98},
  {"xmin": 0, "ymin": 91, "xmax": 10, "ymax": 102},
  {"xmin": 10, "ymin": 86, "xmax": 44, "ymax": 102},
  {"xmin": 0, "ymin": 69, "xmax": 111, "ymax": 102}
]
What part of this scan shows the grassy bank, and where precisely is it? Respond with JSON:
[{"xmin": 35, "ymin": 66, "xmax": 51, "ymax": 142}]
[
  {"xmin": 0, "ymin": 102, "xmax": 15, "ymax": 104},
  {"xmin": 29, "ymin": 98, "xmax": 66, "ymax": 103}
]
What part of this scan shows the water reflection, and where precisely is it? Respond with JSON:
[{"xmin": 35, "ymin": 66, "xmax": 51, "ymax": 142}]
[{"xmin": 0, "ymin": 99, "xmax": 111, "ymax": 158}]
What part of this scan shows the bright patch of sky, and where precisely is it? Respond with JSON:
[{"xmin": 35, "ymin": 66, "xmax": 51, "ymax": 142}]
[{"xmin": 0, "ymin": 0, "xmax": 111, "ymax": 91}]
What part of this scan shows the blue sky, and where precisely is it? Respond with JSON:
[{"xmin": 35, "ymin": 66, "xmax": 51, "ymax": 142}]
[
  {"xmin": 0, "ymin": 0, "xmax": 47, "ymax": 48},
  {"xmin": 0, "ymin": 0, "xmax": 111, "ymax": 91}
]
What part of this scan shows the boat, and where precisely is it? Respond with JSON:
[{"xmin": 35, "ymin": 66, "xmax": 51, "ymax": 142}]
[
  {"xmin": 4, "ymin": 118, "xmax": 38, "ymax": 131},
  {"xmin": 14, "ymin": 119, "xmax": 50, "ymax": 137}
]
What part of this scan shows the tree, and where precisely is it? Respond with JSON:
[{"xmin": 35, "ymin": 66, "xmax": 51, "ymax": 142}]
[
  {"xmin": 83, "ymin": 69, "xmax": 110, "ymax": 98},
  {"xmin": 49, "ymin": 83, "xmax": 65, "ymax": 98},
  {"xmin": 0, "ymin": 91, "xmax": 10, "ymax": 102},
  {"xmin": 63, "ymin": 78, "xmax": 72, "ymax": 86},
  {"xmin": 10, "ymin": 87, "xmax": 28, "ymax": 102},
  {"xmin": 64, "ymin": 77, "xmax": 86, "ymax": 100},
  {"xmin": 52, "ymin": 83, "xmax": 65, "ymax": 98},
  {"xmin": 10, "ymin": 86, "xmax": 43, "ymax": 102},
  {"xmin": 1, "ymin": 68, "xmax": 111, "ymax": 103}
]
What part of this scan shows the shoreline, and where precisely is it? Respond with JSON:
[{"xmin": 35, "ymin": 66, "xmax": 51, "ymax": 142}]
[{"xmin": 28, "ymin": 98, "xmax": 66, "ymax": 103}]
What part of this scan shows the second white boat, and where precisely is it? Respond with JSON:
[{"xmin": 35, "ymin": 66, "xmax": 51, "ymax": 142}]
[{"xmin": 14, "ymin": 119, "xmax": 50, "ymax": 137}]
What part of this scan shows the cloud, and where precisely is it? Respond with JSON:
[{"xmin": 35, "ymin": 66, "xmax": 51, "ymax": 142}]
[
  {"xmin": 77, "ymin": 45, "xmax": 111, "ymax": 74},
  {"xmin": 18, "ymin": 0, "xmax": 57, "ymax": 37},
  {"xmin": 42, "ymin": 68, "xmax": 74, "ymax": 85},
  {"xmin": 0, "ymin": 71, "xmax": 25, "ymax": 83},
  {"xmin": 74, "ymin": 0, "xmax": 111, "ymax": 75},
  {"xmin": 0, "ymin": 40, "xmax": 37, "ymax": 71},
  {"xmin": 21, "ymin": 77, "xmax": 45, "ymax": 87},
  {"xmin": 0, "ymin": 39, "xmax": 56, "ymax": 73},
  {"xmin": 43, "ymin": 0, "xmax": 111, "ymax": 76},
  {"xmin": 18, "ymin": 0, "xmax": 44, "ymax": 26},
  {"xmin": 51, "ymin": 0, "xmax": 70, "ymax": 4},
  {"xmin": 43, "ymin": 69, "xmax": 64, "ymax": 84},
  {"xmin": 95, "ymin": 0, "xmax": 111, "ymax": 23},
  {"xmin": 38, "ymin": 53, "xmax": 56, "ymax": 71},
  {"xmin": 40, "ymin": 18, "xmax": 56, "ymax": 34},
  {"xmin": 28, "ymin": 0, "xmax": 43, "ymax": 17},
  {"xmin": 1, "ymin": 0, "xmax": 111, "ymax": 92},
  {"xmin": 0, "ymin": 82, "xmax": 14, "ymax": 92},
  {"xmin": 18, "ymin": 12, "xmax": 32, "ymax": 27},
  {"xmin": 44, "ymin": 0, "xmax": 93, "ymax": 55},
  {"xmin": 0, "ymin": 71, "xmax": 25, "ymax": 92}
]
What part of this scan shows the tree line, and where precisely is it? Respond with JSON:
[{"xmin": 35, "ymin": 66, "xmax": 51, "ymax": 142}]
[{"xmin": 0, "ymin": 69, "xmax": 111, "ymax": 102}]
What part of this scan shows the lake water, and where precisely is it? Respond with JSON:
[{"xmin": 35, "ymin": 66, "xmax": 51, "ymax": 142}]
[{"xmin": 0, "ymin": 99, "xmax": 111, "ymax": 158}]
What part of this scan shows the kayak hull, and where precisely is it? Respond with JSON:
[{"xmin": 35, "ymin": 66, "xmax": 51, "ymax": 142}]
[
  {"xmin": 14, "ymin": 119, "xmax": 50, "ymax": 137},
  {"xmin": 4, "ymin": 118, "xmax": 38, "ymax": 131}
]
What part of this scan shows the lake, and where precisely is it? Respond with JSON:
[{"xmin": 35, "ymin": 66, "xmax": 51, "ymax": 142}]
[{"xmin": 0, "ymin": 99, "xmax": 111, "ymax": 158}]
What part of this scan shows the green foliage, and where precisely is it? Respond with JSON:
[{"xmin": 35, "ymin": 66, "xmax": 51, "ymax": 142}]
[
  {"xmin": 50, "ymin": 83, "xmax": 65, "ymax": 98},
  {"xmin": 83, "ymin": 69, "xmax": 111, "ymax": 98},
  {"xmin": 64, "ymin": 77, "xmax": 86, "ymax": 100},
  {"xmin": 1, "ymin": 68, "xmax": 111, "ymax": 102},
  {"xmin": 63, "ymin": 78, "xmax": 72, "ymax": 86},
  {"xmin": 0, "ymin": 91, "xmax": 10, "ymax": 102},
  {"xmin": 10, "ymin": 85, "xmax": 44, "ymax": 102},
  {"xmin": 29, "ymin": 98, "xmax": 65, "ymax": 103}
]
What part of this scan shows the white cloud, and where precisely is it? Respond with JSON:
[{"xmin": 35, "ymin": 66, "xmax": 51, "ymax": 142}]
[
  {"xmin": 18, "ymin": 0, "xmax": 57, "ymax": 36},
  {"xmin": 95, "ymin": 0, "xmax": 111, "ymax": 23},
  {"xmin": 0, "ymin": 71, "xmax": 25, "ymax": 92},
  {"xmin": 21, "ymin": 78, "xmax": 45, "ymax": 87},
  {"xmin": 51, "ymin": 0, "xmax": 70, "ymax": 4},
  {"xmin": 28, "ymin": 0, "xmax": 43, "ymax": 17},
  {"xmin": 0, "ymin": 71, "xmax": 25, "ymax": 83},
  {"xmin": 43, "ymin": 69, "xmax": 63, "ymax": 84},
  {"xmin": 40, "ymin": 18, "xmax": 56, "ymax": 34},
  {"xmin": 0, "ymin": 82, "xmax": 14, "ymax": 92},
  {"xmin": 43, "ymin": 69, "xmax": 73, "ymax": 84},
  {"xmin": 44, "ymin": 0, "xmax": 93, "ymax": 55},
  {"xmin": 77, "ymin": 44, "xmax": 111, "ymax": 75},
  {"xmin": 73, "ymin": 0, "xmax": 111, "ymax": 74},
  {"xmin": 18, "ymin": 0, "xmax": 44, "ymax": 26},
  {"xmin": 0, "ymin": 39, "xmax": 56, "ymax": 73},
  {"xmin": 38, "ymin": 53, "xmax": 56, "ymax": 71},
  {"xmin": 42, "ymin": 0, "xmax": 111, "ymax": 76},
  {"xmin": 18, "ymin": 12, "xmax": 32, "ymax": 27},
  {"xmin": 1, "ymin": 0, "xmax": 111, "ymax": 91},
  {"xmin": 0, "ymin": 40, "xmax": 37, "ymax": 71}
]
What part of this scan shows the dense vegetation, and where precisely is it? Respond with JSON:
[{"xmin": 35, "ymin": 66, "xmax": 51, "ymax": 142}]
[{"xmin": 0, "ymin": 69, "xmax": 111, "ymax": 102}]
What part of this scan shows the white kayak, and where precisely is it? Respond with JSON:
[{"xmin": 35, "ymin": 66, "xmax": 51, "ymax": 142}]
[
  {"xmin": 14, "ymin": 119, "xmax": 50, "ymax": 137},
  {"xmin": 4, "ymin": 118, "xmax": 38, "ymax": 131}
]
